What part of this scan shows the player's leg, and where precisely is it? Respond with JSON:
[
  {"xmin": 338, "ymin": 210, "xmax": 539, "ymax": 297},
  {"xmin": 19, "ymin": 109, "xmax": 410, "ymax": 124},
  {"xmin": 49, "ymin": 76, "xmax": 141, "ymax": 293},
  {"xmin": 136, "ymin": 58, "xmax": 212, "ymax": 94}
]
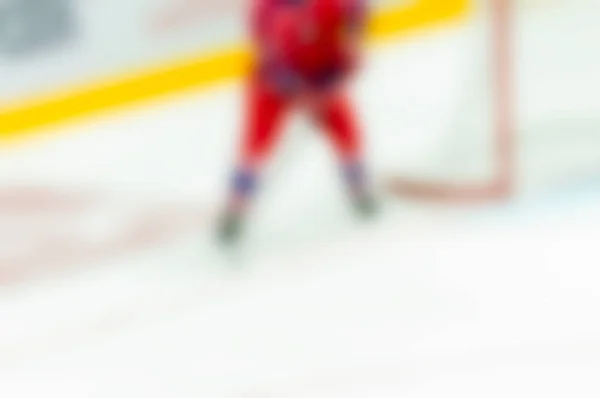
[
  {"xmin": 218, "ymin": 79, "xmax": 291, "ymax": 244},
  {"xmin": 314, "ymin": 92, "xmax": 377, "ymax": 217}
]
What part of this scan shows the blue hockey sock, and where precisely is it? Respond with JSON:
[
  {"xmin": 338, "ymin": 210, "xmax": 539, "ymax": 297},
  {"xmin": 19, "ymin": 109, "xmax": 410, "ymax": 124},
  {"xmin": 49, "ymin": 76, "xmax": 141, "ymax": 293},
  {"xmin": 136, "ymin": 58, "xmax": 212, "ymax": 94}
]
[
  {"xmin": 342, "ymin": 160, "xmax": 368, "ymax": 198},
  {"xmin": 227, "ymin": 167, "xmax": 258, "ymax": 214}
]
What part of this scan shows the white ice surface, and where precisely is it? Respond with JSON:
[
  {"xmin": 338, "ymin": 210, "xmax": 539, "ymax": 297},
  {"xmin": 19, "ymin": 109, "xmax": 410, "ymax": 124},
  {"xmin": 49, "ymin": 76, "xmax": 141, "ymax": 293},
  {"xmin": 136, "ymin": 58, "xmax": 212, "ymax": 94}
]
[{"xmin": 1, "ymin": 3, "xmax": 600, "ymax": 396}]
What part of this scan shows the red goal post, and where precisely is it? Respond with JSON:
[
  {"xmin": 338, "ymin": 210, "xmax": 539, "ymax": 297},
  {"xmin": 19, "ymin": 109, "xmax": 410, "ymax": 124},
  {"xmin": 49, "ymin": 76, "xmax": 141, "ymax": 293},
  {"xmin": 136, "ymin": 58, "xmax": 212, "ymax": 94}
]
[{"xmin": 386, "ymin": 0, "xmax": 514, "ymax": 203}]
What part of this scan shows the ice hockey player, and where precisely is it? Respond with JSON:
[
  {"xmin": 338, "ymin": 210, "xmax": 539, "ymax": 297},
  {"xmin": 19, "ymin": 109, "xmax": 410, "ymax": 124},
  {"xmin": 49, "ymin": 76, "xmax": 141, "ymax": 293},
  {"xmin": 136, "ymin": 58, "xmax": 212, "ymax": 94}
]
[{"xmin": 218, "ymin": 0, "xmax": 376, "ymax": 245}]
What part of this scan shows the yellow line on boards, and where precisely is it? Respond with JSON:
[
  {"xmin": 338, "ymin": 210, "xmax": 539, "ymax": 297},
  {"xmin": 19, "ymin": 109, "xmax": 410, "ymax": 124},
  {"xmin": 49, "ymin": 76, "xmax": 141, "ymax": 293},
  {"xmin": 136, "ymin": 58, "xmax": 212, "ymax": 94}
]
[{"xmin": 0, "ymin": 0, "xmax": 469, "ymax": 143}]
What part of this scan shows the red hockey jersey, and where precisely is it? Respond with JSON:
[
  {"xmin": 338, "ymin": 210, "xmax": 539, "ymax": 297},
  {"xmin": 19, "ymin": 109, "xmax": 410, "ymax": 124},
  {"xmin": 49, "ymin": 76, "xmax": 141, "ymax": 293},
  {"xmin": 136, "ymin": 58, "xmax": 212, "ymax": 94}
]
[{"xmin": 251, "ymin": 0, "xmax": 367, "ymax": 86}]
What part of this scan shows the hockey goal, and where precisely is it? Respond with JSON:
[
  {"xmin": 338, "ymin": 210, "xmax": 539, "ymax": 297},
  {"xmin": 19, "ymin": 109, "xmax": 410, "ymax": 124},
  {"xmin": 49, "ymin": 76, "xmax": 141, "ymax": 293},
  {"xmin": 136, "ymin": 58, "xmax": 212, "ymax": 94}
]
[{"xmin": 377, "ymin": 0, "xmax": 600, "ymax": 202}]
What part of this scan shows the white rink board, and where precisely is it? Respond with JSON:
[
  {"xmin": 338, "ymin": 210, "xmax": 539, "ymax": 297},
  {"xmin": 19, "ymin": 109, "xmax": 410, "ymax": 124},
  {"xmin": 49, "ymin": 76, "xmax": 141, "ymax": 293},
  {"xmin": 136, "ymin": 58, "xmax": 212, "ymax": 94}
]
[{"xmin": 0, "ymin": 0, "xmax": 400, "ymax": 102}]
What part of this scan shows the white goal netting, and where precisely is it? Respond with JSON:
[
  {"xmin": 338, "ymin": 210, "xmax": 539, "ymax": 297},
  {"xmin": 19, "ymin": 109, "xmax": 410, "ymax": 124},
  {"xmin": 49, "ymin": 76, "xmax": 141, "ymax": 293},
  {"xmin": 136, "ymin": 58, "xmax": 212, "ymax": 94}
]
[{"xmin": 369, "ymin": 0, "xmax": 600, "ymax": 201}]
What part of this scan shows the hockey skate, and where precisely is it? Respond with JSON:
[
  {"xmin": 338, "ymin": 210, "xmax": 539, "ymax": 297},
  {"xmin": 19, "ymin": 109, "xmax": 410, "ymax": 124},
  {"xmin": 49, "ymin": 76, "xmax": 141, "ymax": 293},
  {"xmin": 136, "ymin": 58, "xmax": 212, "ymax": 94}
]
[
  {"xmin": 352, "ymin": 193, "xmax": 379, "ymax": 219},
  {"xmin": 216, "ymin": 211, "xmax": 244, "ymax": 247}
]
